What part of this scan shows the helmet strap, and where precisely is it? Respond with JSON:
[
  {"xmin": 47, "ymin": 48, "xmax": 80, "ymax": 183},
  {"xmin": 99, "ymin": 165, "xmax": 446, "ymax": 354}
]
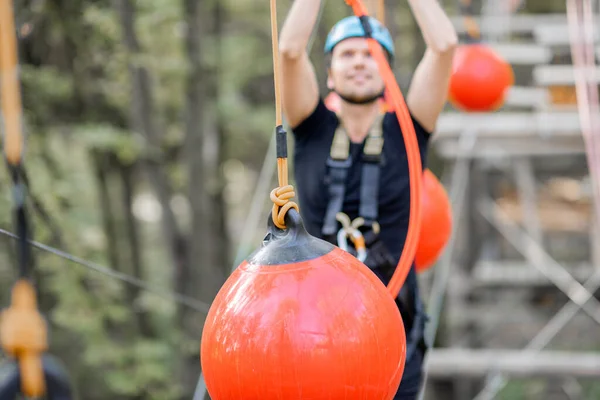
[{"xmin": 334, "ymin": 90, "xmax": 385, "ymax": 105}]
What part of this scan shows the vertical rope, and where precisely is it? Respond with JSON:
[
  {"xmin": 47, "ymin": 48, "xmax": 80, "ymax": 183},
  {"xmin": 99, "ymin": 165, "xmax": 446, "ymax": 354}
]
[
  {"xmin": 0, "ymin": 0, "xmax": 23, "ymax": 165},
  {"xmin": 459, "ymin": 0, "xmax": 481, "ymax": 41},
  {"xmin": 0, "ymin": 1, "xmax": 49, "ymax": 398},
  {"xmin": 377, "ymin": 0, "xmax": 385, "ymax": 22},
  {"xmin": 566, "ymin": 0, "xmax": 600, "ymax": 239},
  {"xmin": 269, "ymin": 0, "xmax": 299, "ymax": 229},
  {"xmin": 270, "ymin": 0, "xmax": 283, "ymax": 127}
]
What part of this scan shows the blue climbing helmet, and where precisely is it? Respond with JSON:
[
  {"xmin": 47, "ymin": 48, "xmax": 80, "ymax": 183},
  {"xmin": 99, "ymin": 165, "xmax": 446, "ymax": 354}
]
[{"xmin": 324, "ymin": 16, "xmax": 395, "ymax": 59}]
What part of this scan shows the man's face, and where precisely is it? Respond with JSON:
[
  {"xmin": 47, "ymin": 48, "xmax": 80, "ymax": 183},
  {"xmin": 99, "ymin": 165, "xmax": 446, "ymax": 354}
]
[{"xmin": 327, "ymin": 37, "xmax": 385, "ymax": 104}]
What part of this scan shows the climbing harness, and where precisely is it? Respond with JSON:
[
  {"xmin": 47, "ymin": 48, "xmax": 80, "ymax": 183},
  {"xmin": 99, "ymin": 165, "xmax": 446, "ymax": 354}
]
[
  {"xmin": 322, "ymin": 109, "xmax": 428, "ymax": 361},
  {"xmin": 321, "ymin": 0, "xmax": 426, "ymax": 361},
  {"xmin": 322, "ymin": 113, "xmax": 384, "ymax": 239}
]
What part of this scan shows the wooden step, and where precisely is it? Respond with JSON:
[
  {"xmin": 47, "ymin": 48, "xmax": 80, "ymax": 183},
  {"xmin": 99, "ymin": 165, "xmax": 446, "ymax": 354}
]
[
  {"xmin": 505, "ymin": 86, "xmax": 550, "ymax": 108},
  {"xmin": 435, "ymin": 111, "xmax": 582, "ymax": 136},
  {"xmin": 490, "ymin": 43, "xmax": 552, "ymax": 65},
  {"xmin": 534, "ymin": 65, "xmax": 600, "ymax": 86},
  {"xmin": 533, "ymin": 24, "xmax": 600, "ymax": 47},
  {"xmin": 426, "ymin": 349, "xmax": 600, "ymax": 378},
  {"xmin": 433, "ymin": 112, "xmax": 585, "ymax": 158},
  {"xmin": 451, "ymin": 14, "xmax": 600, "ymax": 34},
  {"xmin": 472, "ymin": 261, "xmax": 593, "ymax": 286}
]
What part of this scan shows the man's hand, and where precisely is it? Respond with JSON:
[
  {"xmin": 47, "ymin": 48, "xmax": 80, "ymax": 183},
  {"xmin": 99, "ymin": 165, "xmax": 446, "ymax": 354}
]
[
  {"xmin": 406, "ymin": 0, "xmax": 458, "ymax": 133},
  {"xmin": 279, "ymin": 0, "xmax": 323, "ymax": 129}
]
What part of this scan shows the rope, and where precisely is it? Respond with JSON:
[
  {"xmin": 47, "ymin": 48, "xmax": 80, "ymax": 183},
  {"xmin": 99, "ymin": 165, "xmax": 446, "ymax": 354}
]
[
  {"xmin": 344, "ymin": 0, "xmax": 422, "ymax": 299},
  {"xmin": 377, "ymin": 0, "xmax": 384, "ymax": 22},
  {"xmin": 566, "ymin": 0, "xmax": 600, "ymax": 232},
  {"xmin": 230, "ymin": 0, "xmax": 325, "ymax": 267},
  {"xmin": 0, "ymin": 0, "xmax": 23, "ymax": 166},
  {"xmin": 0, "ymin": 0, "xmax": 50, "ymax": 396},
  {"xmin": 459, "ymin": 0, "xmax": 481, "ymax": 41},
  {"xmin": 269, "ymin": 0, "xmax": 299, "ymax": 230},
  {"xmin": 0, "ymin": 227, "xmax": 211, "ymax": 313}
]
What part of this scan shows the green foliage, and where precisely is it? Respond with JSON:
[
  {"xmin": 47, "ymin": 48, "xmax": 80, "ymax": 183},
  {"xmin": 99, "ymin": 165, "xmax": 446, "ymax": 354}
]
[
  {"xmin": 74, "ymin": 124, "xmax": 144, "ymax": 164},
  {"xmin": 5, "ymin": 0, "xmax": 525, "ymax": 398}
]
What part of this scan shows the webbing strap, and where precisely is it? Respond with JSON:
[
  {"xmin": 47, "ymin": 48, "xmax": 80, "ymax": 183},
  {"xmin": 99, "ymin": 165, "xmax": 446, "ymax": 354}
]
[
  {"xmin": 322, "ymin": 157, "xmax": 351, "ymax": 236},
  {"xmin": 359, "ymin": 114, "xmax": 383, "ymax": 223},
  {"xmin": 322, "ymin": 113, "xmax": 384, "ymax": 237}
]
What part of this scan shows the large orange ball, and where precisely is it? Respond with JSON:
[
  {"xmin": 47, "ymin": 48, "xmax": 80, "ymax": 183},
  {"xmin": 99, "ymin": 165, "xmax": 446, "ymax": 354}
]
[
  {"xmin": 201, "ymin": 210, "xmax": 406, "ymax": 400},
  {"xmin": 415, "ymin": 170, "xmax": 452, "ymax": 272},
  {"xmin": 448, "ymin": 43, "xmax": 514, "ymax": 112}
]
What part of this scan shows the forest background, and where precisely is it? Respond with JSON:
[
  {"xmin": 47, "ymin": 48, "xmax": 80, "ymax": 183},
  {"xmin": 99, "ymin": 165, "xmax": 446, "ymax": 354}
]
[{"xmin": 0, "ymin": 0, "xmax": 569, "ymax": 398}]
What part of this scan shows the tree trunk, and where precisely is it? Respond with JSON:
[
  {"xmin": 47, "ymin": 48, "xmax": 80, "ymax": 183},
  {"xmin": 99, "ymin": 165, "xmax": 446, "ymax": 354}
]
[
  {"xmin": 180, "ymin": 0, "xmax": 229, "ymax": 395},
  {"xmin": 121, "ymin": 162, "xmax": 156, "ymax": 338},
  {"xmin": 93, "ymin": 151, "xmax": 121, "ymax": 272},
  {"xmin": 114, "ymin": 0, "xmax": 187, "ymax": 298}
]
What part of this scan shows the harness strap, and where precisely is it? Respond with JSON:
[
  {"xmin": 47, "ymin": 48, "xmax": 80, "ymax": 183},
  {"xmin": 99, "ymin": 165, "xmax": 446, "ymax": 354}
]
[
  {"xmin": 323, "ymin": 111, "xmax": 427, "ymax": 362},
  {"xmin": 321, "ymin": 113, "xmax": 384, "ymax": 237},
  {"xmin": 359, "ymin": 116, "xmax": 383, "ymax": 223}
]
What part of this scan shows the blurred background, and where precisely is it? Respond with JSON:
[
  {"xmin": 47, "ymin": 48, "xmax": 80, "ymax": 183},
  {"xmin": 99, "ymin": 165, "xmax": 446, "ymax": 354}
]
[{"xmin": 0, "ymin": 0, "xmax": 599, "ymax": 399}]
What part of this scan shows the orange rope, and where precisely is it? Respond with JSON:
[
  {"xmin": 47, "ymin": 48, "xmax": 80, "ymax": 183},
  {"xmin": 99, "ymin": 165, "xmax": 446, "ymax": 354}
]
[
  {"xmin": 269, "ymin": 0, "xmax": 299, "ymax": 229},
  {"xmin": 270, "ymin": 0, "xmax": 283, "ymax": 127},
  {"xmin": 377, "ymin": 0, "xmax": 385, "ymax": 23},
  {"xmin": 0, "ymin": 0, "xmax": 47, "ymax": 396},
  {"xmin": 0, "ymin": 280, "xmax": 48, "ymax": 397},
  {"xmin": 0, "ymin": 0, "xmax": 23, "ymax": 166},
  {"xmin": 344, "ymin": 0, "xmax": 422, "ymax": 299},
  {"xmin": 459, "ymin": 0, "xmax": 481, "ymax": 40}
]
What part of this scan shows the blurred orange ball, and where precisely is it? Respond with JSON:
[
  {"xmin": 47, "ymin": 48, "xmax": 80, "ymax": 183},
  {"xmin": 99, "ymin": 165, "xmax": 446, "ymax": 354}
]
[
  {"xmin": 415, "ymin": 170, "xmax": 452, "ymax": 272},
  {"xmin": 448, "ymin": 43, "xmax": 514, "ymax": 112}
]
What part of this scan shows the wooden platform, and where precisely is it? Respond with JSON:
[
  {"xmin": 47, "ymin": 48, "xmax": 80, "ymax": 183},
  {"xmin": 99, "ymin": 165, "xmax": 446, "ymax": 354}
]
[
  {"xmin": 533, "ymin": 65, "xmax": 600, "ymax": 86},
  {"xmin": 426, "ymin": 349, "xmax": 600, "ymax": 378},
  {"xmin": 432, "ymin": 112, "xmax": 585, "ymax": 158},
  {"xmin": 504, "ymin": 86, "xmax": 550, "ymax": 108},
  {"xmin": 490, "ymin": 43, "xmax": 552, "ymax": 65},
  {"xmin": 451, "ymin": 14, "xmax": 600, "ymax": 34},
  {"xmin": 533, "ymin": 24, "xmax": 600, "ymax": 47},
  {"xmin": 472, "ymin": 261, "xmax": 593, "ymax": 287}
]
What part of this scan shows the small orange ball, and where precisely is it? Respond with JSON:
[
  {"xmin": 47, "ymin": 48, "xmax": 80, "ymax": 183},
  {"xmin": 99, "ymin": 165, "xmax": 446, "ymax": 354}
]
[{"xmin": 448, "ymin": 43, "xmax": 514, "ymax": 112}]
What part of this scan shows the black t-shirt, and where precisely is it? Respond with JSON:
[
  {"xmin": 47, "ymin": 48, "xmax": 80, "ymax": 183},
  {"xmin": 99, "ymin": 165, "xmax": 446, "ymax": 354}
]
[{"xmin": 291, "ymin": 98, "xmax": 431, "ymax": 265}]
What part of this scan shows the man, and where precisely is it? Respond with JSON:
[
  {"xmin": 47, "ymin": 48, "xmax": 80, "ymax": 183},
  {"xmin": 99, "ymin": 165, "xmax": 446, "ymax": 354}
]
[{"xmin": 279, "ymin": 0, "xmax": 457, "ymax": 398}]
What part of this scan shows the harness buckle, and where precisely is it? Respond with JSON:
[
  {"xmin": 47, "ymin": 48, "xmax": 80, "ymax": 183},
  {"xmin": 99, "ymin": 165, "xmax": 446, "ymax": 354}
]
[
  {"xmin": 326, "ymin": 157, "xmax": 352, "ymax": 169},
  {"xmin": 350, "ymin": 217, "xmax": 381, "ymax": 235},
  {"xmin": 335, "ymin": 213, "xmax": 368, "ymax": 262}
]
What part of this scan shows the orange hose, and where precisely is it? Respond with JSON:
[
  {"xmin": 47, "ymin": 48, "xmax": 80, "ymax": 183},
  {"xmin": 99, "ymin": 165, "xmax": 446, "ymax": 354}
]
[{"xmin": 344, "ymin": 0, "xmax": 422, "ymax": 299}]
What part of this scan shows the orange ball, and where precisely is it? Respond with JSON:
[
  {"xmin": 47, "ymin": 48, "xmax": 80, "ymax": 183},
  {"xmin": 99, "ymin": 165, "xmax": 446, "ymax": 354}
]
[
  {"xmin": 448, "ymin": 43, "xmax": 514, "ymax": 112},
  {"xmin": 415, "ymin": 170, "xmax": 452, "ymax": 272},
  {"xmin": 201, "ymin": 210, "xmax": 406, "ymax": 400}
]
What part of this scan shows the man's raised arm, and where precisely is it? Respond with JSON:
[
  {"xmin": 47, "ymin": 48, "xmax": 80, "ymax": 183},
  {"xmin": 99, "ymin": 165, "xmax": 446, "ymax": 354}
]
[
  {"xmin": 406, "ymin": 0, "xmax": 458, "ymax": 133},
  {"xmin": 279, "ymin": 0, "xmax": 322, "ymax": 128}
]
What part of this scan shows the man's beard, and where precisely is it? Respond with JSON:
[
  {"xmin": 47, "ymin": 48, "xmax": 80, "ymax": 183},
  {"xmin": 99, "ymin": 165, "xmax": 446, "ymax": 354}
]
[{"xmin": 335, "ymin": 89, "xmax": 385, "ymax": 105}]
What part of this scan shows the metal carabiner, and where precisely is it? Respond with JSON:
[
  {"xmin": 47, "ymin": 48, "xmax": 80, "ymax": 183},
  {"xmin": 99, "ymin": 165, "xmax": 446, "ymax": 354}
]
[
  {"xmin": 336, "ymin": 226, "xmax": 367, "ymax": 262},
  {"xmin": 351, "ymin": 217, "xmax": 381, "ymax": 235}
]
